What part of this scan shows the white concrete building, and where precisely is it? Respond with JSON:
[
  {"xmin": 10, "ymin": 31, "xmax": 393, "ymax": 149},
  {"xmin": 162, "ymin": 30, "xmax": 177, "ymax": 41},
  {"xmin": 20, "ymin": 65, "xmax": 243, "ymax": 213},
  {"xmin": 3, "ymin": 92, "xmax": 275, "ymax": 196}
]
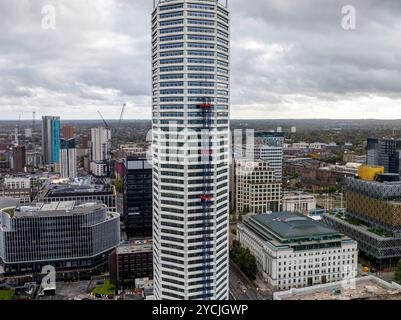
[
  {"xmin": 237, "ymin": 212, "xmax": 358, "ymax": 291},
  {"xmin": 91, "ymin": 127, "xmax": 111, "ymax": 162},
  {"xmin": 309, "ymin": 142, "xmax": 328, "ymax": 150},
  {"xmin": 236, "ymin": 160, "xmax": 282, "ymax": 214},
  {"xmin": 237, "ymin": 144, "xmax": 283, "ymax": 182},
  {"xmin": 151, "ymin": 0, "xmax": 230, "ymax": 300},
  {"xmin": 60, "ymin": 138, "xmax": 77, "ymax": 179},
  {"xmin": 90, "ymin": 161, "xmax": 108, "ymax": 177},
  {"xmin": 282, "ymin": 192, "xmax": 316, "ymax": 214},
  {"xmin": 3, "ymin": 177, "xmax": 31, "ymax": 189},
  {"xmin": 292, "ymin": 142, "xmax": 309, "ymax": 149}
]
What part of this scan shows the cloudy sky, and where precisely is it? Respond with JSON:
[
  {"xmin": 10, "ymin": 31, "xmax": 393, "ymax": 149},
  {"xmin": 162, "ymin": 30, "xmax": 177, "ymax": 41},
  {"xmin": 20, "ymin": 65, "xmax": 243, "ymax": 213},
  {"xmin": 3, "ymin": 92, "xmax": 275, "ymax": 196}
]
[{"xmin": 1, "ymin": 0, "xmax": 401, "ymax": 120}]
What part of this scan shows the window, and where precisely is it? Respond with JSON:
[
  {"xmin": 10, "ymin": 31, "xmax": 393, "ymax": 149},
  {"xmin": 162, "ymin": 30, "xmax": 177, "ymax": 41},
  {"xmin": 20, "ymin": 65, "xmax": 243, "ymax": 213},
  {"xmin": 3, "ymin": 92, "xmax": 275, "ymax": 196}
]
[
  {"xmin": 188, "ymin": 34, "xmax": 214, "ymax": 41},
  {"xmin": 188, "ymin": 50, "xmax": 214, "ymax": 56},
  {"xmin": 160, "ymin": 50, "xmax": 184, "ymax": 57},
  {"xmin": 160, "ymin": 35, "xmax": 184, "ymax": 42},
  {"xmin": 188, "ymin": 65, "xmax": 214, "ymax": 72},
  {"xmin": 188, "ymin": 19, "xmax": 214, "ymax": 26},
  {"xmin": 188, "ymin": 11, "xmax": 214, "ymax": 18},
  {"xmin": 160, "ymin": 42, "xmax": 184, "ymax": 50},
  {"xmin": 188, "ymin": 3, "xmax": 215, "ymax": 10},
  {"xmin": 160, "ymin": 66, "xmax": 184, "ymax": 72},
  {"xmin": 188, "ymin": 42, "xmax": 215, "ymax": 49},
  {"xmin": 160, "ymin": 27, "xmax": 184, "ymax": 34},
  {"xmin": 160, "ymin": 58, "xmax": 184, "ymax": 64},
  {"xmin": 160, "ymin": 19, "xmax": 184, "ymax": 26},
  {"xmin": 160, "ymin": 11, "xmax": 183, "ymax": 19},
  {"xmin": 188, "ymin": 27, "xmax": 215, "ymax": 34},
  {"xmin": 160, "ymin": 3, "xmax": 183, "ymax": 11},
  {"xmin": 187, "ymin": 58, "xmax": 214, "ymax": 64}
]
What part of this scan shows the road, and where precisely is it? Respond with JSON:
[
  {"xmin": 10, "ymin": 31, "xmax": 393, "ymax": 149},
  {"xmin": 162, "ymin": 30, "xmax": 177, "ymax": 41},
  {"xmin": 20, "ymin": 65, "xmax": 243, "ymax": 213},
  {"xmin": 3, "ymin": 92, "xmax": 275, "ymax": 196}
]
[{"xmin": 229, "ymin": 261, "xmax": 272, "ymax": 300}]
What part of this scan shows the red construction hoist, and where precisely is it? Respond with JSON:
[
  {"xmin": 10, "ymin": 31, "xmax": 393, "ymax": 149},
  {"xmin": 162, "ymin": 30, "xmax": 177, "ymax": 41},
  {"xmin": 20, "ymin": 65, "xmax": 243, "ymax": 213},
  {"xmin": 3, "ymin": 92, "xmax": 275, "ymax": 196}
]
[{"xmin": 198, "ymin": 98, "xmax": 213, "ymax": 299}]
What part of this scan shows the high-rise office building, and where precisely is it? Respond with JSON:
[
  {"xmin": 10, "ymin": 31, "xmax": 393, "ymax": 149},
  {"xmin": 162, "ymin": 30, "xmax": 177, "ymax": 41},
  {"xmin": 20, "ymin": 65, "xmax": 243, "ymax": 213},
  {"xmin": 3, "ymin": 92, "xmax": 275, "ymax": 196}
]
[
  {"xmin": 236, "ymin": 132, "xmax": 284, "ymax": 182},
  {"xmin": 91, "ymin": 127, "xmax": 111, "ymax": 162},
  {"xmin": 236, "ymin": 160, "xmax": 282, "ymax": 214},
  {"xmin": 123, "ymin": 157, "xmax": 153, "ymax": 239},
  {"xmin": 42, "ymin": 116, "xmax": 61, "ymax": 165},
  {"xmin": 90, "ymin": 127, "xmax": 111, "ymax": 177},
  {"xmin": 254, "ymin": 131, "xmax": 284, "ymax": 147},
  {"xmin": 366, "ymin": 138, "xmax": 401, "ymax": 174},
  {"xmin": 61, "ymin": 125, "xmax": 75, "ymax": 140},
  {"xmin": 11, "ymin": 145, "xmax": 26, "ymax": 173},
  {"xmin": 60, "ymin": 138, "xmax": 77, "ymax": 179},
  {"xmin": 151, "ymin": 0, "xmax": 230, "ymax": 300}
]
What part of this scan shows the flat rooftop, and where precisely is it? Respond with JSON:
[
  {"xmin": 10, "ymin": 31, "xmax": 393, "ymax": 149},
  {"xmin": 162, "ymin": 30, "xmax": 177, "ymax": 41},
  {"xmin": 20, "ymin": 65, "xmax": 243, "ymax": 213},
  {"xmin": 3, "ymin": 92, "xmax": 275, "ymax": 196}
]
[
  {"xmin": 43, "ymin": 183, "xmax": 114, "ymax": 197},
  {"xmin": 274, "ymin": 276, "xmax": 401, "ymax": 300},
  {"xmin": 2, "ymin": 201, "xmax": 108, "ymax": 218},
  {"xmin": 117, "ymin": 239, "xmax": 153, "ymax": 255},
  {"xmin": 283, "ymin": 192, "xmax": 315, "ymax": 199},
  {"xmin": 251, "ymin": 212, "xmax": 339, "ymax": 240}
]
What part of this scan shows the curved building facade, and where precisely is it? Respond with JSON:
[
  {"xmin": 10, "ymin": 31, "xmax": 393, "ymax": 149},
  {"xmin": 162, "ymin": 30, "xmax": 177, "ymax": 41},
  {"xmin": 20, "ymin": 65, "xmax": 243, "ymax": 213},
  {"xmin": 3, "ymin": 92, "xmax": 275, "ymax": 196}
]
[
  {"xmin": 151, "ymin": 0, "xmax": 230, "ymax": 300},
  {"xmin": 0, "ymin": 201, "xmax": 120, "ymax": 276}
]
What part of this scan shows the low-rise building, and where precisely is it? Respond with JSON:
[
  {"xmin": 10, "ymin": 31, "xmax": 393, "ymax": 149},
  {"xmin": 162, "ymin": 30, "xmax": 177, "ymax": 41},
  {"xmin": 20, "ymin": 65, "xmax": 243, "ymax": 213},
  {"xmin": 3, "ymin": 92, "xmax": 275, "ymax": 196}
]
[
  {"xmin": 3, "ymin": 176, "xmax": 31, "ymax": 189},
  {"xmin": 1, "ymin": 176, "xmax": 32, "ymax": 203},
  {"xmin": 237, "ymin": 212, "xmax": 358, "ymax": 291},
  {"xmin": 273, "ymin": 275, "xmax": 401, "ymax": 300},
  {"xmin": 36, "ymin": 177, "xmax": 117, "ymax": 212},
  {"xmin": 109, "ymin": 239, "xmax": 153, "ymax": 290},
  {"xmin": 282, "ymin": 192, "xmax": 316, "ymax": 214}
]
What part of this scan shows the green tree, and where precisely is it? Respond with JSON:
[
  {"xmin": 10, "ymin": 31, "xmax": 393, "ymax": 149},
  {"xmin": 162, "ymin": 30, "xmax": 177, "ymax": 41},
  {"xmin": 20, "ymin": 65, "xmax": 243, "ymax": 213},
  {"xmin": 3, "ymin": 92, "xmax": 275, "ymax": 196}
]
[
  {"xmin": 327, "ymin": 185, "xmax": 337, "ymax": 194},
  {"xmin": 230, "ymin": 241, "xmax": 257, "ymax": 281},
  {"xmin": 115, "ymin": 178, "xmax": 124, "ymax": 194},
  {"xmin": 395, "ymin": 259, "xmax": 401, "ymax": 284}
]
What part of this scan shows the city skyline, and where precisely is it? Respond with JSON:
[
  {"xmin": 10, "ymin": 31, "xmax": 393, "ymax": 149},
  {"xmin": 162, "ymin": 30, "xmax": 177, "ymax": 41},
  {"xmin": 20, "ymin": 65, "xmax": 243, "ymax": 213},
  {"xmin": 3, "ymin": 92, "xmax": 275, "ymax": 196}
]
[{"xmin": 1, "ymin": 0, "xmax": 401, "ymax": 120}]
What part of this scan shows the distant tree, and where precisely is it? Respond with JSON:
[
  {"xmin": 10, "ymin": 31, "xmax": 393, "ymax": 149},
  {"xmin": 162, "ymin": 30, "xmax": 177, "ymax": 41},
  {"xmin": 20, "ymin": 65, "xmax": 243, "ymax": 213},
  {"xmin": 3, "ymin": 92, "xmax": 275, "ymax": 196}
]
[
  {"xmin": 230, "ymin": 241, "xmax": 257, "ymax": 281},
  {"xmin": 327, "ymin": 185, "xmax": 337, "ymax": 194},
  {"xmin": 115, "ymin": 178, "xmax": 124, "ymax": 194},
  {"xmin": 295, "ymin": 181, "xmax": 303, "ymax": 189},
  {"xmin": 395, "ymin": 259, "xmax": 401, "ymax": 284}
]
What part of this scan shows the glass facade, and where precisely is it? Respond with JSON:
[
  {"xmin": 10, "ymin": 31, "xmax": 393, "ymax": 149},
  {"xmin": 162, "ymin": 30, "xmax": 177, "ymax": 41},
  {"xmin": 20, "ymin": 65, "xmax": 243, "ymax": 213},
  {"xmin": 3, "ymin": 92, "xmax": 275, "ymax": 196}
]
[{"xmin": 0, "ymin": 202, "xmax": 120, "ymax": 275}]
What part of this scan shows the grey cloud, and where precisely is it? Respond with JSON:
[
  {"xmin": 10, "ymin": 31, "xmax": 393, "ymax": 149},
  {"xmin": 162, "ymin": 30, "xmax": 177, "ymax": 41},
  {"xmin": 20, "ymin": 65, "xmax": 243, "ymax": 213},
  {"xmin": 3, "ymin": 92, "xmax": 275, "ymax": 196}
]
[{"xmin": 0, "ymin": 0, "xmax": 400, "ymax": 119}]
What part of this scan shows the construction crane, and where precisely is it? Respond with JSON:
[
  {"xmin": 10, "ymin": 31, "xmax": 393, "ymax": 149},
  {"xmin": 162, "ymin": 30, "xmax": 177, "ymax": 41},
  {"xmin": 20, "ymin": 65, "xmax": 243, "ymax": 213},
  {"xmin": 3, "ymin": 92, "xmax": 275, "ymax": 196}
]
[
  {"xmin": 32, "ymin": 111, "xmax": 36, "ymax": 132},
  {"xmin": 14, "ymin": 114, "xmax": 21, "ymax": 146},
  {"xmin": 119, "ymin": 103, "xmax": 126, "ymax": 127},
  {"xmin": 97, "ymin": 110, "xmax": 110, "ymax": 130}
]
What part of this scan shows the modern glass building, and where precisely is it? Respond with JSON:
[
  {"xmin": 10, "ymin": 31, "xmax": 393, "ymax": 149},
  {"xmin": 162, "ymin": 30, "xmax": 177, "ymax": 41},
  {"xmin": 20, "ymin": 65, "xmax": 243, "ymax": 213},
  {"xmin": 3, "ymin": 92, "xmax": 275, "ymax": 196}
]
[
  {"xmin": 366, "ymin": 138, "xmax": 401, "ymax": 174},
  {"xmin": 123, "ymin": 157, "xmax": 153, "ymax": 239},
  {"xmin": 60, "ymin": 138, "xmax": 77, "ymax": 179},
  {"xmin": 151, "ymin": 0, "xmax": 230, "ymax": 300},
  {"xmin": 42, "ymin": 116, "xmax": 61, "ymax": 165},
  {"xmin": 0, "ymin": 201, "xmax": 120, "ymax": 276}
]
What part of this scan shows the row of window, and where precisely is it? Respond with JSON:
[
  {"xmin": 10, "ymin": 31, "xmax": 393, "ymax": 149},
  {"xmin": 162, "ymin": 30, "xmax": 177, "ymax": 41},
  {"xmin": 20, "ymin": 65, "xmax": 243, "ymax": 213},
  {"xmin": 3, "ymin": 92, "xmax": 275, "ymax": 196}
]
[
  {"xmin": 158, "ymin": 97, "xmax": 229, "ymax": 103},
  {"xmin": 158, "ymin": 34, "xmax": 228, "ymax": 46},
  {"xmin": 158, "ymin": 57, "xmax": 228, "ymax": 66},
  {"xmin": 158, "ymin": 26, "xmax": 228, "ymax": 38},
  {"xmin": 159, "ymin": 50, "xmax": 229, "ymax": 60},
  {"xmin": 158, "ymin": 88, "xmax": 228, "ymax": 95}
]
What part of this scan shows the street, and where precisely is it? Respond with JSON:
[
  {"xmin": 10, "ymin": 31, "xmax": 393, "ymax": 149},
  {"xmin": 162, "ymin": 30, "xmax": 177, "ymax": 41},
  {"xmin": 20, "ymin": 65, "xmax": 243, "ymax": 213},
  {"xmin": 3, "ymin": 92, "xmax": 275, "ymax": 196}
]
[{"xmin": 229, "ymin": 261, "xmax": 272, "ymax": 300}]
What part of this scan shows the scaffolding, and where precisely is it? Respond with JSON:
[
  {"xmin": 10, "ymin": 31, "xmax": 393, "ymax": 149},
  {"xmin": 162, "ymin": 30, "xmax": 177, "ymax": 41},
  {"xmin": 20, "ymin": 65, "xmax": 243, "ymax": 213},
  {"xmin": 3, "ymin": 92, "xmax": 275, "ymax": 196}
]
[{"xmin": 198, "ymin": 98, "xmax": 213, "ymax": 299}]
